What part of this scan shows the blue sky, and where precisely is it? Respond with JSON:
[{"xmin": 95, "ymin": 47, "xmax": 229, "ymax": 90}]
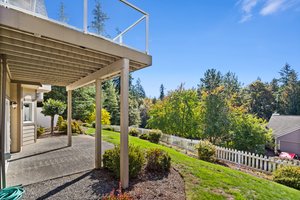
[{"xmin": 45, "ymin": 0, "xmax": 300, "ymax": 97}]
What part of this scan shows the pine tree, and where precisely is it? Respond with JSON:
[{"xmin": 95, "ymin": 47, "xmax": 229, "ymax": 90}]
[
  {"xmin": 91, "ymin": 0, "xmax": 109, "ymax": 35},
  {"xmin": 58, "ymin": 1, "xmax": 68, "ymax": 23},
  {"xmin": 159, "ymin": 84, "xmax": 165, "ymax": 100},
  {"xmin": 103, "ymin": 80, "xmax": 120, "ymax": 125}
]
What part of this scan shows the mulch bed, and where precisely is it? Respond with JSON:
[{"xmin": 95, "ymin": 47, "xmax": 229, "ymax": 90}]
[{"xmin": 22, "ymin": 167, "xmax": 185, "ymax": 200}]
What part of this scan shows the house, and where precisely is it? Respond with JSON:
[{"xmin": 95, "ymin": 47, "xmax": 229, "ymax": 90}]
[
  {"xmin": 268, "ymin": 114, "xmax": 300, "ymax": 154},
  {"xmin": 0, "ymin": 0, "xmax": 151, "ymax": 189}
]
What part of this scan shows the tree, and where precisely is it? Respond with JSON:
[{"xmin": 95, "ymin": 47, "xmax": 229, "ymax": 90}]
[
  {"xmin": 72, "ymin": 86, "xmax": 95, "ymax": 121},
  {"xmin": 198, "ymin": 69, "xmax": 222, "ymax": 93},
  {"xmin": 148, "ymin": 86, "xmax": 201, "ymax": 139},
  {"xmin": 58, "ymin": 1, "xmax": 68, "ymax": 23},
  {"xmin": 88, "ymin": 107, "xmax": 111, "ymax": 125},
  {"xmin": 280, "ymin": 71, "xmax": 300, "ymax": 115},
  {"xmin": 133, "ymin": 78, "xmax": 146, "ymax": 100},
  {"xmin": 222, "ymin": 71, "xmax": 241, "ymax": 98},
  {"xmin": 42, "ymin": 99, "xmax": 66, "ymax": 134},
  {"xmin": 103, "ymin": 80, "xmax": 120, "ymax": 125},
  {"xmin": 245, "ymin": 80, "xmax": 276, "ymax": 120},
  {"xmin": 129, "ymin": 95, "xmax": 141, "ymax": 126},
  {"xmin": 139, "ymin": 98, "xmax": 153, "ymax": 128},
  {"xmin": 200, "ymin": 86, "xmax": 231, "ymax": 145},
  {"xmin": 279, "ymin": 63, "xmax": 295, "ymax": 86},
  {"xmin": 230, "ymin": 112, "xmax": 272, "ymax": 154},
  {"xmin": 159, "ymin": 84, "xmax": 165, "ymax": 101},
  {"xmin": 91, "ymin": 0, "xmax": 109, "ymax": 35}
]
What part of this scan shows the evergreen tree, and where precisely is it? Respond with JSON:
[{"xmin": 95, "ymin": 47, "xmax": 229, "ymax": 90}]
[
  {"xmin": 199, "ymin": 69, "xmax": 222, "ymax": 93},
  {"xmin": 245, "ymin": 80, "xmax": 276, "ymax": 120},
  {"xmin": 279, "ymin": 63, "xmax": 295, "ymax": 86},
  {"xmin": 129, "ymin": 94, "xmax": 141, "ymax": 126},
  {"xmin": 103, "ymin": 80, "xmax": 120, "ymax": 125},
  {"xmin": 91, "ymin": 0, "xmax": 109, "ymax": 35},
  {"xmin": 58, "ymin": 1, "xmax": 68, "ymax": 23},
  {"xmin": 159, "ymin": 84, "xmax": 165, "ymax": 101}
]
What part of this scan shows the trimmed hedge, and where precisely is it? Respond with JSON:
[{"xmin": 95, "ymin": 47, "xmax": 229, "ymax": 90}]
[
  {"xmin": 103, "ymin": 145, "xmax": 145, "ymax": 178},
  {"xmin": 196, "ymin": 140, "xmax": 216, "ymax": 162},
  {"xmin": 129, "ymin": 128, "xmax": 139, "ymax": 137},
  {"xmin": 148, "ymin": 129, "xmax": 162, "ymax": 144},
  {"xmin": 146, "ymin": 148, "xmax": 171, "ymax": 172},
  {"xmin": 273, "ymin": 166, "xmax": 300, "ymax": 190}
]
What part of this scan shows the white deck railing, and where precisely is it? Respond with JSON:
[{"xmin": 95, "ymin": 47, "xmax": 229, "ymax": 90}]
[
  {"xmin": 105, "ymin": 125, "xmax": 300, "ymax": 173},
  {"xmin": 0, "ymin": 0, "xmax": 149, "ymax": 54}
]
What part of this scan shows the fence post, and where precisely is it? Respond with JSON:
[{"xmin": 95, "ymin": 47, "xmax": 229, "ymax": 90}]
[
  {"xmin": 263, "ymin": 156, "xmax": 268, "ymax": 171},
  {"xmin": 252, "ymin": 153, "xmax": 255, "ymax": 168}
]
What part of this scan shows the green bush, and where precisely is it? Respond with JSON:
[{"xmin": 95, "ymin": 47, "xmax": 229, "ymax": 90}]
[
  {"xmin": 37, "ymin": 127, "xmax": 45, "ymax": 138},
  {"xmin": 129, "ymin": 128, "xmax": 139, "ymax": 137},
  {"xmin": 148, "ymin": 129, "xmax": 162, "ymax": 144},
  {"xmin": 103, "ymin": 145, "xmax": 145, "ymax": 178},
  {"xmin": 91, "ymin": 121, "xmax": 96, "ymax": 128},
  {"xmin": 139, "ymin": 133, "xmax": 149, "ymax": 140},
  {"xmin": 196, "ymin": 140, "xmax": 216, "ymax": 162},
  {"xmin": 58, "ymin": 120, "xmax": 83, "ymax": 135},
  {"xmin": 103, "ymin": 126, "xmax": 114, "ymax": 131},
  {"xmin": 273, "ymin": 166, "xmax": 300, "ymax": 190},
  {"xmin": 56, "ymin": 116, "xmax": 64, "ymax": 128},
  {"xmin": 146, "ymin": 148, "xmax": 171, "ymax": 172}
]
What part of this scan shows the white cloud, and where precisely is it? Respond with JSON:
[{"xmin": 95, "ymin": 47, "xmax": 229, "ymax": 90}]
[
  {"xmin": 260, "ymin": 0, "xmax": 285, "ymax": 15},
  {"xmin": 239, "ymin": 0, "xmax": 259, "ymax": 22},
  {"xmin": 237, "ymin": 0, "xmax": 300, "ymax": 22}
]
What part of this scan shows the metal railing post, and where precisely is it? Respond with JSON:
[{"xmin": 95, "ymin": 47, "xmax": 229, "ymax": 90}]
[
  {"xmin": 145, "ymin": 15, "xmax": 149, "ymax": 54},
  {"xmin": 83, "ymin": 0, "xmax": 88, "ymax": 33}
]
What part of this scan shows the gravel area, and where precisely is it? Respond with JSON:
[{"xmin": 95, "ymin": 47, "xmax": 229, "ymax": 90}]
[{"xmin": 22, "ymin": 168, "xmax": 185, "ymax": 200}]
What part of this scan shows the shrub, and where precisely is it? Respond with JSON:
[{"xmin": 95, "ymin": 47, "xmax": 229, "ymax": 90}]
[
  {"xmin": 103, "ymin": 126, "xmax": 114, "ymax": 131},
  {"xmin": 72, "ymin": 121, "xmax": 84, "ymax": 134},
  {"xmin": 139, "ymin": 133, "xmax": 149, "ymax": 140},
  {"xmin": 58, "ymin": 120, "xmax": 83, "ymax": 135},
  {"xmin": 196, "ymin": 140, "xmax": 216, "ymax": 162},
  {"xmin": 273, "ymin": 166, "xmax": 300, "ymax": 190},
  {"xmin": 129, "ymin": 128, "xmax": 139, "ymax": 137},
  {"xmin": 146, "ymin": 148, "xmax": 171, "ymax": 172},
  {"xmin": 37, "ymin": 127, "xmax": 45, "ymax": 138},
  {"xmin": 91, "ymin": 121, "xmax": 96, "ymax": 128},
  {"xmin": 103, "ymin": 145, "xmax": 145, "ymax": 178},
  {"xmin": 56, "ymin": 116, "xmax": 64, "ymax": 128},
  {"xmin": 148, "ymin": 129, "xmax": 162, "ymax": 144}
]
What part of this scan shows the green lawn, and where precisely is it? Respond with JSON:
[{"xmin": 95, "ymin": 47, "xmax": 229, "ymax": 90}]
[{"xmin": 86, "ymin": 128, "xmax": 300, "ymax": 200}]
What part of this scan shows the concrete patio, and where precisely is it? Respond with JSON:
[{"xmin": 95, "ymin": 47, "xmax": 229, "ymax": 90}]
[{"xmin": 7, "ymin": 135, "xmax": 114, "ymax": 186}]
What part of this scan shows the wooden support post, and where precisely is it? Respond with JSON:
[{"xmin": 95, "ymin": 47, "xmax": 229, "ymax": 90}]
[
  {"xmin": 120, "ymin": 58, "xmax": 129, "ymax": 189},
  {"xmin": 0, "ymin": 54, "xmax": 7, "ymax": 189},
  {"xmin": 95, "ymin": 79, "xmax": 102, "ymax": 169},
  {"xmin": 67, "ymin": 90, "xmax": 72, "ymax": 147}
]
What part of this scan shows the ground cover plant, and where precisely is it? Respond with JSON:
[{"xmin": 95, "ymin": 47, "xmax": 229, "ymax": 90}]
[{"xmin": 86, "ymin": 128, "xmax": 300, "ymax": 200}]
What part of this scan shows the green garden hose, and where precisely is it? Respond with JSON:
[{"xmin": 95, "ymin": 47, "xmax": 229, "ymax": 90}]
[{"xmin": 0, "ymin": 185, "xmax": 24, "ymax": 200}]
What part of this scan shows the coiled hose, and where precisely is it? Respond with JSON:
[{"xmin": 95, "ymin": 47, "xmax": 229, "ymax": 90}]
[{"xmin": 0, "ymin": 185, "xmax": 24, "ymax": 200}]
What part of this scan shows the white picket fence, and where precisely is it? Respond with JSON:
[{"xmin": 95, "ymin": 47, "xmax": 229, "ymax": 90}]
[{"xmin": 104, "ymin": 125, "xmax": 300, "ymax": 173}]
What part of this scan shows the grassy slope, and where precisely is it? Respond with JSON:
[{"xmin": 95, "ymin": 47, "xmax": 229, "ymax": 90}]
[{"xmin": 86, "ymin": 128, "xmax": 300, "ymax": 200}]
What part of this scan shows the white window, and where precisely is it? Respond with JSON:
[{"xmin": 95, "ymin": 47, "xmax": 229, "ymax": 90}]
[{"xmin": 23, "ymin": 102, "xmax": 34, "ymax": 123}]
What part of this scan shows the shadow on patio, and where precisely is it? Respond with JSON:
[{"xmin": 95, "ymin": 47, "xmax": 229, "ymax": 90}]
[{"xmin": 7, "ymin": 135, "xmax": 114, "ymax": 187}]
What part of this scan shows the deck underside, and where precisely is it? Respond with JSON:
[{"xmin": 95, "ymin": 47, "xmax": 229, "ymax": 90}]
[{"xmin": 0, "ymin": 6, "xmax": 152, "ymax": 86}]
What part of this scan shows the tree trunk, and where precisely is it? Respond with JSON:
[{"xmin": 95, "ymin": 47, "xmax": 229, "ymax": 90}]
[{"xmin": 51, "ymin": 116, "xmax": 54, "ymax": 135}]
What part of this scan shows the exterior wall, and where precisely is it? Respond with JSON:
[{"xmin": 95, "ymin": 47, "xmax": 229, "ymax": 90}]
[
  {"xmin": 36, "ymin": 107, "xmax": 58, "ymax": 128},
  {"xmin": 278, "ymin": 129, "xmax": 300, "ymax": 154},
  {"xmin": 10, "ymin": 83, "xmax": 22, "ymax": 153},
  {"xmin": 21, "ymin": 87, "xmax": 37, "ymax": 146}
]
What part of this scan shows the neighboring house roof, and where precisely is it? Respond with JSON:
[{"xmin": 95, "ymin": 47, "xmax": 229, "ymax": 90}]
[{"xmin": 268, "ymin": 115, "xmax": 300, "ymax": 138}]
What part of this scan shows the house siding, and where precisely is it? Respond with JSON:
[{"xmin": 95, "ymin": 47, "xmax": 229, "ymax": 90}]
[{"xmin": 278, "ymin": 129, "xmax": 300, "ymax": 154}]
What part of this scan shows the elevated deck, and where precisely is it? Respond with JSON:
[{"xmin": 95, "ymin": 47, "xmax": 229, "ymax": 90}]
[{"xmin": 0, "ymin": 5, "xmax": 152, "ymax": 87}]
